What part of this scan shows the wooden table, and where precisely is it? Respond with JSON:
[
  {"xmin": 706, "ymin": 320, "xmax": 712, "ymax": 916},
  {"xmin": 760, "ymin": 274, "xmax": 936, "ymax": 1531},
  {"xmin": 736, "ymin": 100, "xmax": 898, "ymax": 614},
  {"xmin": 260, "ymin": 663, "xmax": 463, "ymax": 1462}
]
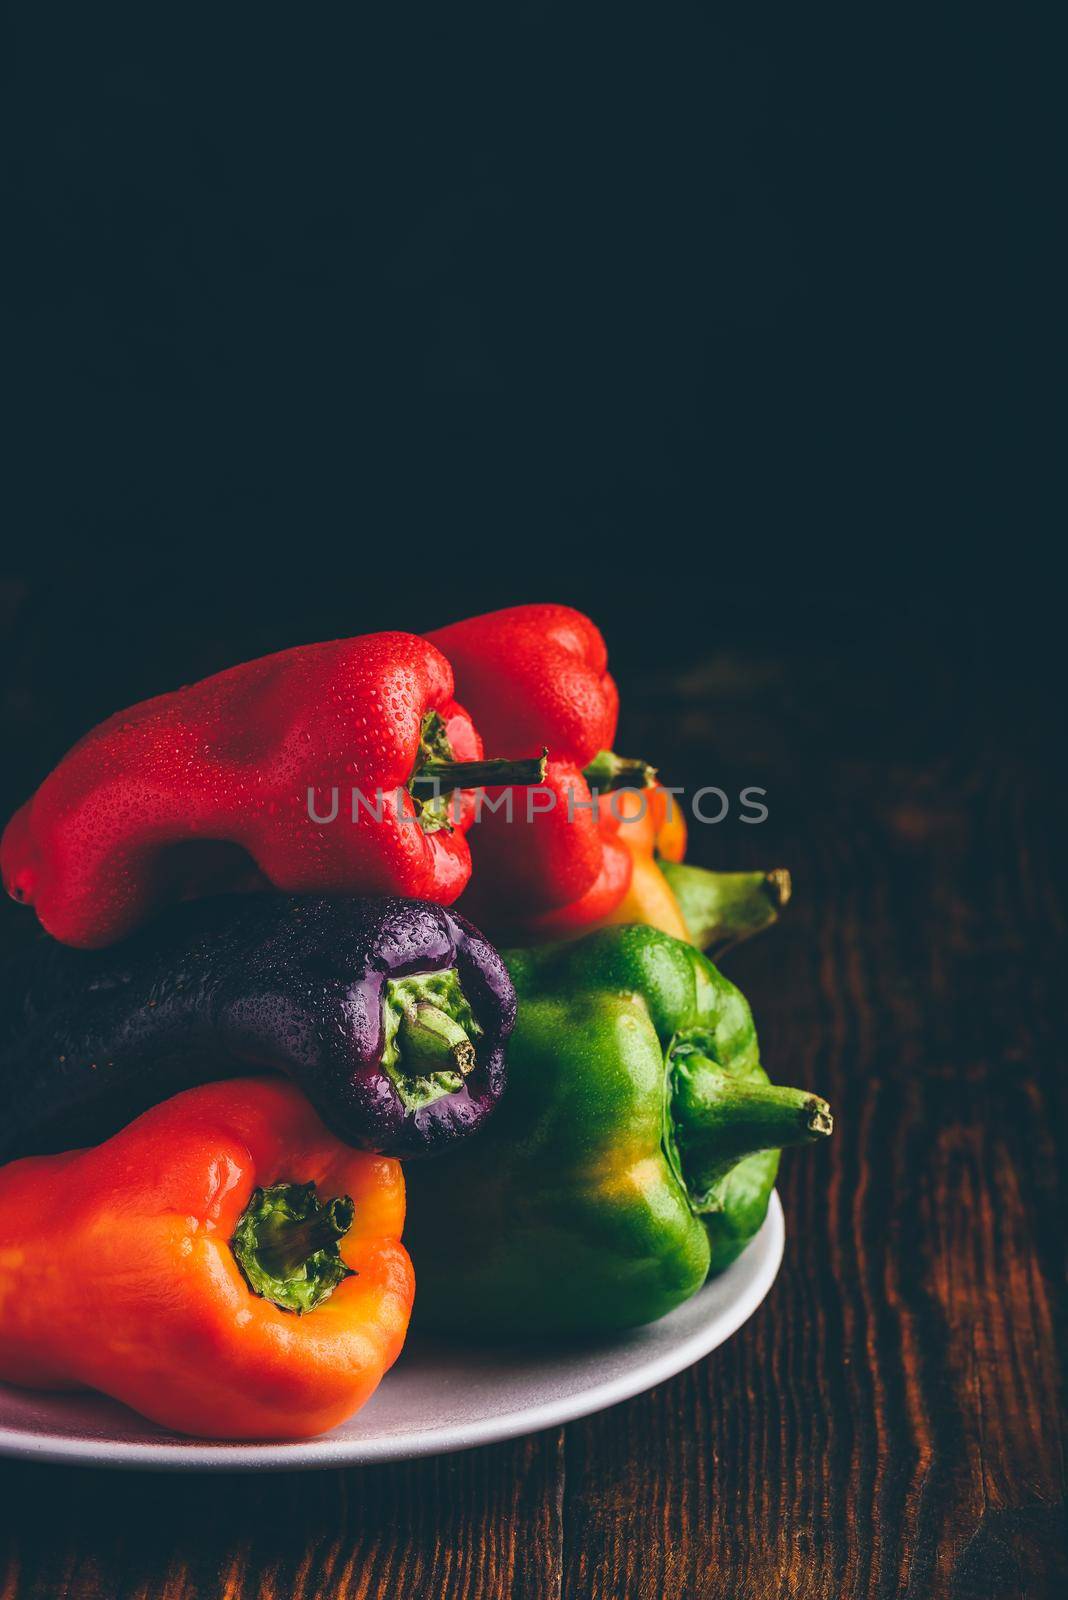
[{"xmin": 0, "ymin": 594, "xmax": 1064, "ymax": 1598}]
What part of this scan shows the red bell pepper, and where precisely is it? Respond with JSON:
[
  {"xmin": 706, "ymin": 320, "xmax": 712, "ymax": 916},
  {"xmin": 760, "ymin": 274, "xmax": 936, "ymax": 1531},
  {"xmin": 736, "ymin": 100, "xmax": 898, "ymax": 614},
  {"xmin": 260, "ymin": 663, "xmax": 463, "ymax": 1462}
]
[
  {"xmin": 426, "ymin": 605, "xmax": 652, "ymax": 933},
  {"xmin": 2, "ymin": 632, "xmax": 543, "ymax": 948}
]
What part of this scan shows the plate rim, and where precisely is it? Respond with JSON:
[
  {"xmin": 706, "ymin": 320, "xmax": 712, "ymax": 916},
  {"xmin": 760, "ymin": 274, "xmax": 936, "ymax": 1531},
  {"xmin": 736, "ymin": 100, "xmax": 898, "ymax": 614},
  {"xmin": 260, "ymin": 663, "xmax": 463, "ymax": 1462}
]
[{"xmin": 0, "ymin": 1192, "xmax": 784, "ymax": 1472}]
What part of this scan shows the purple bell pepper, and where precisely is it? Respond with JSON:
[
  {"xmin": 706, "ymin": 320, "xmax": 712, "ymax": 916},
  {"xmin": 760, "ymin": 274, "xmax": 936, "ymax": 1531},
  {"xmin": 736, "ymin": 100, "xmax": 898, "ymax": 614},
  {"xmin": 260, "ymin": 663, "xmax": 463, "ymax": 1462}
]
[{"xmin": 0, "ymin": 896, "xmax": 515, "ymax": 1159}]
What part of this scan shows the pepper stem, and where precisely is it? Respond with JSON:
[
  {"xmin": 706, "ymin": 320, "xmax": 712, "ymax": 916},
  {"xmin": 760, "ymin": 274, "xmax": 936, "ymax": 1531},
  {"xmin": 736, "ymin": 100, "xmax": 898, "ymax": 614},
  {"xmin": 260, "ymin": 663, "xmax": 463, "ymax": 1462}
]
[
  {"xmin": 396, "ymin": 1000, "xmax": 477, "ymax": 1077},
  {"xmin": 409, "ymin": 711, "xmax": 547, "ymax": 834},
  {"xmin": 658, "ymin": 863, "xmax": 793, "ymax": 956},
  {"xmin": 669, "ymin": 1048, "xmax": 832, "ymax": 1205},
  {"xmin": 764, "ymin": 868, "xmax": 792, "ymax": 908},
  {"xmin": 231, "ymin": 1182, "xmax": 356, "ymax": 1315},
  {"xmin": 255, "ymin": 1196, "xmax": 355, "ymax": 1278},
  {"xmin": 410, "ymin": 750, "xmax": 548, "ymax": 794},
  {"xmin": 582, "ymin": 749, "xmax": 658, "ymax": 791}
]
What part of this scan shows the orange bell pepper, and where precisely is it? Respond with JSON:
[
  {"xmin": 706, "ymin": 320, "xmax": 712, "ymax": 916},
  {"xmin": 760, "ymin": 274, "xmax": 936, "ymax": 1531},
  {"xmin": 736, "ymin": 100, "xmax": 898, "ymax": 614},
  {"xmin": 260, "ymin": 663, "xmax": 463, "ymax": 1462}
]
[
  {"xmin": 0, "ymin": 1078, "xmax": 414, "ymax": 1439},
  {"xmin": 600, "ymin": 784, "xmax": 691, "ymax": 939}
]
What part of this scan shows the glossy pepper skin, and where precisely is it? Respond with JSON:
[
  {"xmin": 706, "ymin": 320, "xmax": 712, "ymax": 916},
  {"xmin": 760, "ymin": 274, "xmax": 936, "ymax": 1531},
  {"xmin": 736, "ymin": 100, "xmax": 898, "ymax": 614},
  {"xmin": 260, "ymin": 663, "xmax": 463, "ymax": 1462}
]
[
  {"xmin": 426, "ymin": 605, "xmax": 633, "ymax": 928},
  {"xmin": 527, "ymin": 778, "xmax": 690, "ymax": 940},
  {"xmin": 1, "ymin": 632, "xmax": 531, "ymax": 948},
  {"xmin": 0, "ymin": 1078, "xmax": 414, "ymax": 1439},
  {"xmin": 0, "ymin": 896, "xmax": 515, "ymax": 1161},
  {"xmin": 404, "ymin": 925, "xmax": 831, "ymax": 1337}
]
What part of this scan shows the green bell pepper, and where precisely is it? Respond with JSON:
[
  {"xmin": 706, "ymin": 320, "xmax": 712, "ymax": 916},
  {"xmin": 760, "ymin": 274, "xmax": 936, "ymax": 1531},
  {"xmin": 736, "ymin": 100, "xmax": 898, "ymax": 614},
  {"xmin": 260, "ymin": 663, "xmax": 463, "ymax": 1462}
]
[{"xmin": 404, "ymin": 924, "xmax": 831, "ymax": 1336}]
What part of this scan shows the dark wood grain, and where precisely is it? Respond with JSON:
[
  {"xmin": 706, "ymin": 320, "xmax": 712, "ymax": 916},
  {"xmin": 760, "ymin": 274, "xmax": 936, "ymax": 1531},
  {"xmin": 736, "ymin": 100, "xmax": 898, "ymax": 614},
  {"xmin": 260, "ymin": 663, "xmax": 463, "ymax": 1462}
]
[
  {"xmin": 0, "ymin": 1435, "xmax": 565, "ymax": 1600},
  {"xmin": 0, "ymin": 598, "xmax": 1064, "ymax": 1599}
]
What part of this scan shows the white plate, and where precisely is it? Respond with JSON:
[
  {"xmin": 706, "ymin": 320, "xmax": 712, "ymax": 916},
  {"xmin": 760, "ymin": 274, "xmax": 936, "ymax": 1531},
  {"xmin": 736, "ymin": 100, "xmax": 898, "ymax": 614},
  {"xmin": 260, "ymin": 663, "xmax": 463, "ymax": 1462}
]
[{"xmin": 0, "ymin": 1193, "xmax": 783, "ymax": 1472}]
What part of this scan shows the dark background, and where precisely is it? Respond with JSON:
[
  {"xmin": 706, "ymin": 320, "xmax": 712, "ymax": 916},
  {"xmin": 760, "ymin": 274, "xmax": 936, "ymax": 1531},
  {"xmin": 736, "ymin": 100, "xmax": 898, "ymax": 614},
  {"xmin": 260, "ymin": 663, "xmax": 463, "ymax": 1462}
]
[
  {"xmin": 2, "ymin": 8, "xmax": 1065, "ymax": 1599},
  {"xmin": 2, "ymin": 4, "xmax": 1054, "ymax": 665},
  {"xmin": 0, "ymin": 4, "xmax": 1056, "ymax": 856}
]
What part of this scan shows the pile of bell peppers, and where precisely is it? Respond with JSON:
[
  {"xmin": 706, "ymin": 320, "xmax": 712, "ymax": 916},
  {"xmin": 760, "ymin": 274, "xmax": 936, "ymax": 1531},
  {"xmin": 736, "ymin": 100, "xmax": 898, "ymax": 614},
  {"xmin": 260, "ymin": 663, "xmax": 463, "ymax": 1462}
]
[{"xmin": 0, "ymin": 603, "xmax": 830, "ymax": 1439}]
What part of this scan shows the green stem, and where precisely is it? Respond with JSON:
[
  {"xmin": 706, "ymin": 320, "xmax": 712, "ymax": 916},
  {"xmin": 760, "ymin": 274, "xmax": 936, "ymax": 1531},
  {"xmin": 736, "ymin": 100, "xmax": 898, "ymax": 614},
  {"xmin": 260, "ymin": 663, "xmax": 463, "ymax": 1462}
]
[
  {"xmin": 582, "ymin": 749, "xmax": 658, "ymax": 791},
  {"xmin": 659, "ymin": 862, "xmax": 792, "ymax": 956},
  {"xmin": 255, "ymin": 1196, "xmax": 355, "ymax": 1278},
  {"xmin": 670, "ymin": 1050, "xmax": 832, "ymax": 1202},
  {"xmin": 396, "ymin": 1000, "xmax": 477, "ymax": 1077},
  {"xmin": 381, "ymin": 970, "xmax": 483, "ymax": 1112},
  {"xmin": 410, "ymin": 750, "xmax": 547, "ymax": 794},
  {"xmin": 231, "ymin": 1182, "xmax": 356, "ymax": 1315}
]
